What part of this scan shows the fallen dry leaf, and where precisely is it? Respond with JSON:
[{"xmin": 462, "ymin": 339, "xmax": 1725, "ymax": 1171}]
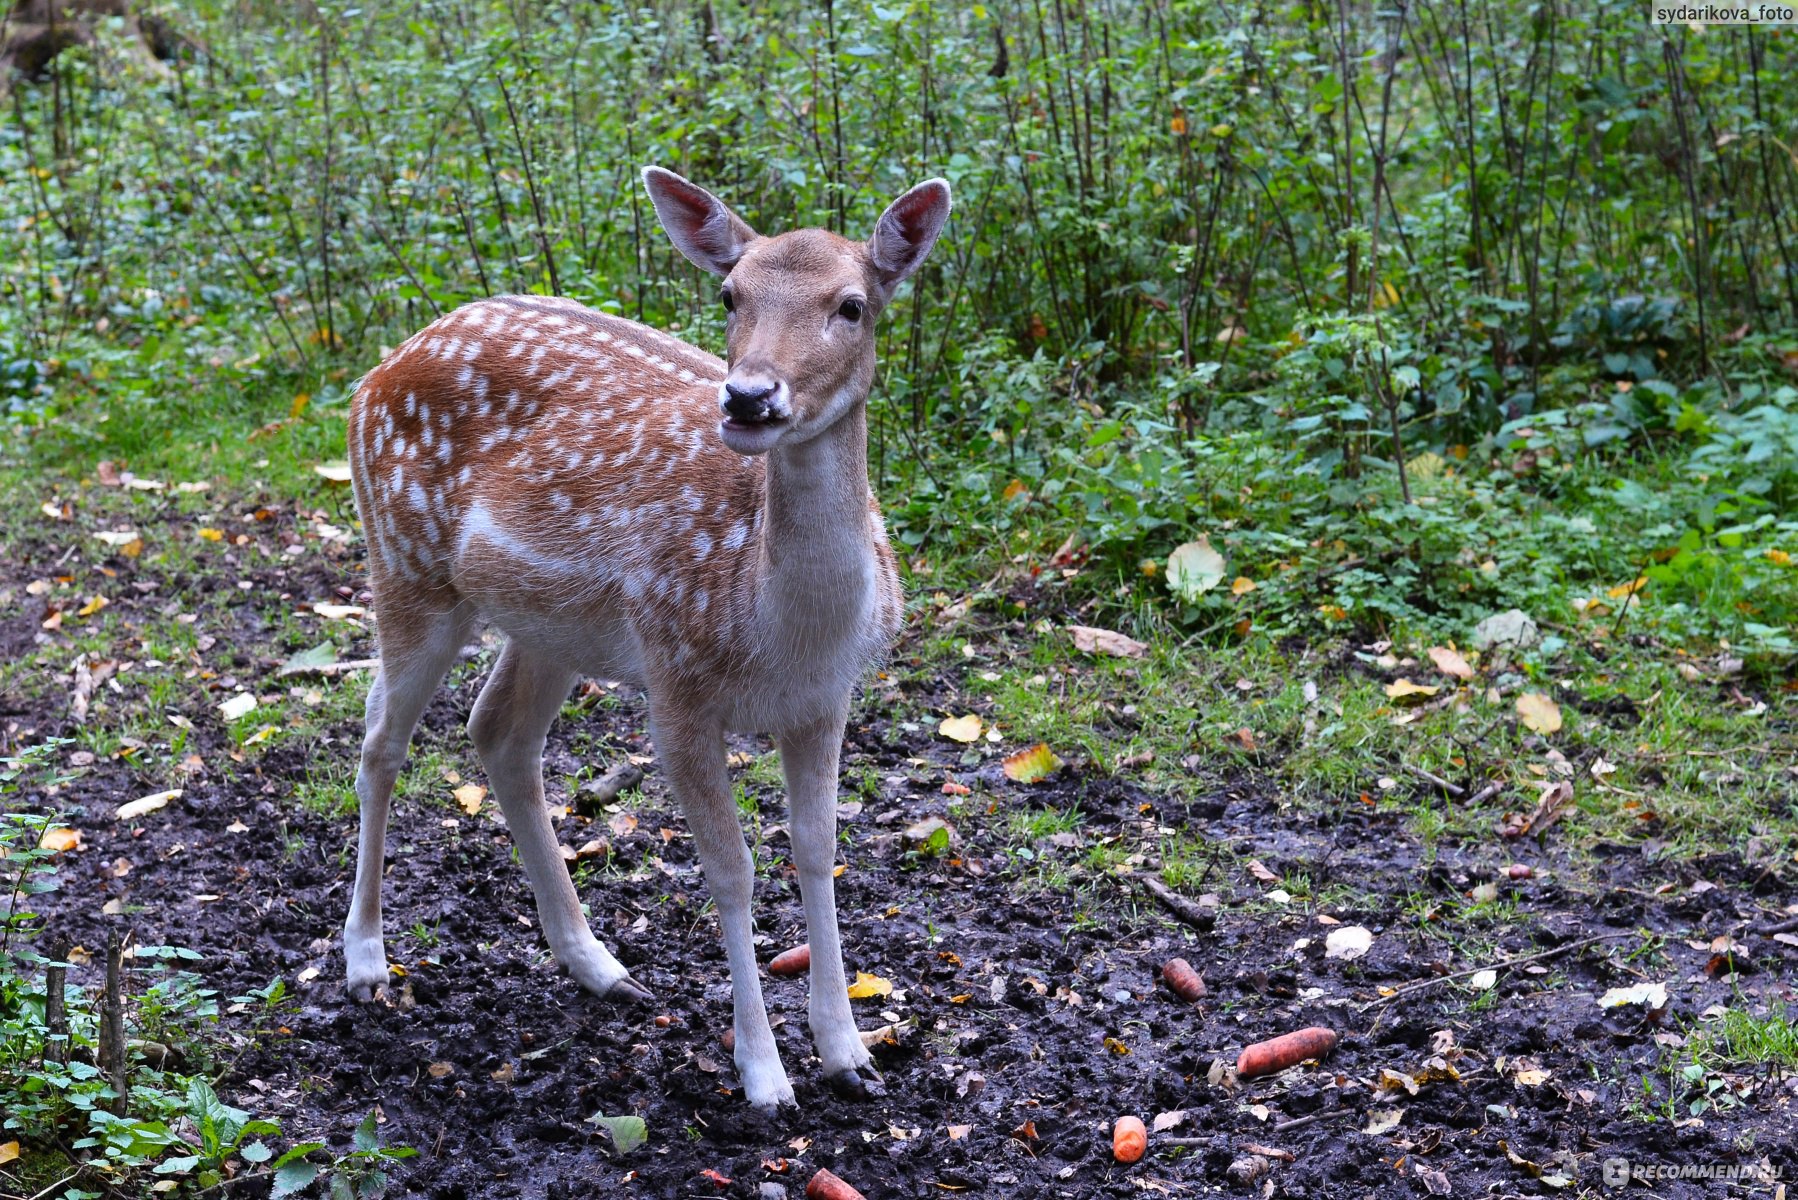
[
  {"xmin": 452, "ymin": 784, "xmax": 487, "ymax": 815},
  {"xmin": 1166, "ymin": 536, "xmax": 1227, "ymax": 602},
  {"xmin": 846, "ymin": 971, "xmax": 893, "ymax": 1000},
  {"xmin": 314, "ymin": 462, "xmax": 353, "ymax": 483},
  {"xmin": 0, "ymin": 1140, "xmax": 19, "ymax": 1165},
  {"xmin": 116, "ymin": 790, "xmax": 180, "ymax": 821},
  {"xmin": 938, "ymin": 714, "xmax": 983, "ymax": 743},
  {"xmin": 1323, "ymin": 925, "xmax": 1374, "ymax": 961},
  {"xmin": 1428, "ymin": 645, "xmax": 1475, "ymax": 680},
  {"xmin": 1231, "ymin": 576, "xmax": 1257, "ymax": 596},
  {"xmin": 1001, "ymin": 742, "xmax": 1062, "ymax": 784},
  {"xmin": 39, "ymin": 826, "xmax": 83, "ymax": 853},
  {"xmin": 1067, "ymin": 624, "xmax": 1147, "ymax": 658},
  {"xmin": 217, "ymin": 693, "xmax": 257, "ymax": 722},
  {"xmin": 1516, "ymin": 692, "xmax": 1562, "ymax": 734},
  {"xmin": 1384, "ymin": 678, "xmax": 1440, "ymax": 702},
  {"xmin": 1599, "ymin": 982, "xmax": 1668, "ymax": 1011}
]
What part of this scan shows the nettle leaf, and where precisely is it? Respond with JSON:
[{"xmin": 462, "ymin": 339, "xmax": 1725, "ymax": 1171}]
[
  {"xmin": 353, "ymin": 1110, "xmax": 380, "ymax": 1153},
  {"xmin": 586, "ymin": 1113, "xmax": 648, "ymax": 1156}
]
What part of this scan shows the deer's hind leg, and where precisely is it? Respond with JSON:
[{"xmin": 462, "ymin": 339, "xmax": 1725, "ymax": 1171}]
[
  {"xmin": 345, "ymin": 602, "xmax": 474, "ymax": 1001},
  {"xmin": 468, "ymin": 641, "xmax": 650, "ymax": 1002}
]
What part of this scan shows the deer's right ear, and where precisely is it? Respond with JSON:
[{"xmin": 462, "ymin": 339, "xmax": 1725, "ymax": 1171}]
[{"xmin": 641, "ymin": 167, "xmax": 758, "ymax": 276}]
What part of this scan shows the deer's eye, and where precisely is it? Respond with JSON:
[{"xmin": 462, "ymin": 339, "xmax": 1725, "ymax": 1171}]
[
  {"xmin": 838, "ymin": 298, "xmax": 865, "ymax": 323},
  {"xmin": 721, "ymin": 290, "xmax": 735, "ymax": 313}
]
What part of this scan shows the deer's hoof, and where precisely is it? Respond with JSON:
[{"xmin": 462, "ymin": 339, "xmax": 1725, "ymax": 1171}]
[
  {"xmin": 825, "ymin": 1063, "xmax": 886, "ymax": 1101},
  {"xmin": 605, "ymin": 973, "xmax": 655, "ymax": 1005},
  {"xmin": 346, "ymin": 975, "xmax": 390, "ymax": 1004}
]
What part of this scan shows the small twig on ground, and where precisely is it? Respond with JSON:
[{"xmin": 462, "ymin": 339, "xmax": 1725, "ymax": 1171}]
[
  {"xmin": 1466, "ymin": 780, "xmax": 1504, "ymax": 806},
  {"xmin": 1359, "ymin": 931, "xmax": 1634, "ymax": 1024},
  {"xmin": 577, "ymin": 761, "xmax": 645, "ymax": 808},
  {"xmin": 1273, "ymin": 1110, "xmax": 1354, "ymax": 1134},
  {"xmin": 1138, "ymin": 875, "xmax": 1217, "ymax": 931},
  {"xmin": 1753, "ymin": 916, "xmax": 1798, "ymax": 936},
  {"xmin": 1403, "ymin": 763, "xmax": 1465, "ymax": 799},
  {"xmin": 276, "ymin": 657, "xmax": 380, "ymax": 678}
]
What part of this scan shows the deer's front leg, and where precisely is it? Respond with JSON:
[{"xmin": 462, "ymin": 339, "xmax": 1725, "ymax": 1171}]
[
  {"xmin": 655, "ymin": 709, "xmax": 794, "ymax": 1113},
  {"xmin": 779, "ymin": 705, "xmax": 880, "ymax": 1099}
]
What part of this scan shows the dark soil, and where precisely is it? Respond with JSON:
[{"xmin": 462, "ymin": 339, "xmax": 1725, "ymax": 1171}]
[{"xmin": 6, "ymin": 506, "xmax": 1798, "ymax": 1200}]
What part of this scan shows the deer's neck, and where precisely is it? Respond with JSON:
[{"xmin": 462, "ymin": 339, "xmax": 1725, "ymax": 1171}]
[{"xmin": 753, "ymin": 401, "xmax": 877, "ymax": 647}]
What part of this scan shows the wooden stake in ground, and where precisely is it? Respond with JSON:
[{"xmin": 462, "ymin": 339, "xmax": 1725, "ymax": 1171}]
[
  {"xmin": 44, "ymin": 940, "xmax": 69, "ymax": 1067},
  {"xmin": 101, "ymin": 934, "xmax": 128, "ymax": 1116}
]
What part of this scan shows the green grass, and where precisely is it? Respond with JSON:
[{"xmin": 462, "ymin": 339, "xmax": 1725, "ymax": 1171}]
[{"xmin": 1691, "ymin": 1003, "xmax": 1798, "ymax": 1072}]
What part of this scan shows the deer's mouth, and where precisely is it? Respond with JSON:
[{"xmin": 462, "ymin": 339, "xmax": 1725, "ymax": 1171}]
[{"xmin": 719, "ymin": 413, "xmax": 789, "ymax": 455}]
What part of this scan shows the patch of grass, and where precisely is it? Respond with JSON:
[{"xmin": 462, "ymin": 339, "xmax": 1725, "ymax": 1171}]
[{"xmin": 1690, "ymin": 1003, "xmax": 1798, "ymax": 1071}]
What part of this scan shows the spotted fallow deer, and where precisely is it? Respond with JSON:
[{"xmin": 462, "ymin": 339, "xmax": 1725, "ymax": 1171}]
[{"xmin": 340, "ymin": 167, "xmax": 950, "ymax": 1110}]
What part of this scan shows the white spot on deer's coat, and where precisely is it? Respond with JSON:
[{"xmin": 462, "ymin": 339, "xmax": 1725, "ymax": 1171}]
[
  {"xmin": 405, "ymin": 393, "xmax": 417, "ymax": 417},
  {"xmin": 722, "ymin": 522, "xmax": 749, "ymax": 551},
  {"xmin": 693, "ymin": 531, "xmax": 714, "ymax": 557}
]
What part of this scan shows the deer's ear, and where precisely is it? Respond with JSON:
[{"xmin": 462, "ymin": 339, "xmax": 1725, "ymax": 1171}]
[
  {"xmin": 641, "ymin": 167, "xmax": 759, "ymax": 275},
  {"xmin": 867, "ymin": 178, "xmax": 952, "ymax": 299}
]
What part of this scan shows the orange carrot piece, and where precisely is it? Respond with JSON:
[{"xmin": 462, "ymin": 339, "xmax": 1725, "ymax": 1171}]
[
  {"xmin": 1161, "ymin": 957, "xmax": 1206, "ymax": 1002},
  {"xmin": 805, "ymin": 1167, "xmax": 868, "ymax": 1200},
  {"xmin": 1236, "ymin": 1026, "xmax": 1338, "ymax": 1078},
  {"xmin": 769, "ymin": 944, "xmax": 812, "ymax": 976},
  {"xmin": 1113, "ymin": 1115, "xmax": 1148, "ymax": 1163}
]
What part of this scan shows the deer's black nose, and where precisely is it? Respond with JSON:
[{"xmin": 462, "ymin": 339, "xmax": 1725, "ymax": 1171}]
[{"xmin": 723, "ymin": 381, "xmax": 778, "ymax": 423}]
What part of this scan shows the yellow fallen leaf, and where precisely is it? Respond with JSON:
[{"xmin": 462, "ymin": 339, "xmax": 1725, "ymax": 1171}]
[
  {"xmin": 1428, "ymin": 646, "xmax": 1474, "ymax": 680},
  {"xmin": 119, "ymin": 538, "xmax": 144, "ymax": 558},
  {"xmin": 39, "ymin": 826, "xmax": 84, "ymax": 852},
  {"xmin": 197, "ymin": 527, "xmax": 225, "ymax": 542},
  {"xmin": 1230, "ymin": 576, "xmax": 1257, "ymax": 596},
  {"xmin": 314, "ymin": 461, "xmax": 353, "ymax": 484},
  {"xmin": 453, "ymin": 784, "xmax": 487, "ymax": 815},
  {"xmin": 1001, "ymin": 742, "xmax": 1063, "ymax": 784},
  {"xmin": 117, "ymin": 790, "xmax": 181, "ymax": 820},
  {"xmin": 1384, "ymin": 678, "xmax": 1439, "ymax": 701},
  {"xmin": 291, "ymin": 393, "xmax": 311, "ymax": 418},
  {"xmin": 939, "ymin": 714, "xmax": 983, "ymax": 743},
  {"xmin": 242, "ymin": 724, "xmax": 280, "ymax": 746},
  {"xmin": 77, "ymin": 595, "xmax": 110, "ymax": 618},
  {"xmin": 1606, "ymin": 577, "xmax": 1648, "ymax": 599},
  {"xmin": 0, "ymin": 1140, "xmax": 19, "ymax": 1165},
  {"xmin": 1766, "ymin": 548, "xmax": 1790, "ymax": 565},
  {"xmin": 1516, "ymin": 692, "xmax": 1562, "ymax": 735},
  {"xmin": 1001, "ymin": 479, "xmax": 1028, "ymax": 502},
  {"xmin": 846, "ymin": 971, "xmax": 893, "ymax": 1000}
]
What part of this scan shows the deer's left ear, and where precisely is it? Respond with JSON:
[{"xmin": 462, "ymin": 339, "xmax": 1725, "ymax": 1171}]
[{"xmin": 867, "ymin": 178, "xmax": 952, "ymax": 300}]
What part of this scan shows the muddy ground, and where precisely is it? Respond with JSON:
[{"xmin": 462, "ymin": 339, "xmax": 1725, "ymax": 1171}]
[{"xmin": 5, "ymin": 504, "xmax": 1797, "ymax": 1200}]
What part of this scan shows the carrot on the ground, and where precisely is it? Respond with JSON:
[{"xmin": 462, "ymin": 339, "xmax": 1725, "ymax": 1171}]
[
  {"xmin": 769, "ymin": 945, "xmax": 811, "ymax": 976},
  {"xmin": 1112, "ymin": 1115, "xmax": 1148, "ymax": 1163},
  {"xmin": 805, "ymin": 1167, "xmax": 868, "ymax": 1200},
  {"xmin": 1161, "ymin": 957, "xmax": 1206, "ymax": 1002},
  {"xmin": 1236, "ymin": 1026, "xmax": 1338, "ymax": 1078}
]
